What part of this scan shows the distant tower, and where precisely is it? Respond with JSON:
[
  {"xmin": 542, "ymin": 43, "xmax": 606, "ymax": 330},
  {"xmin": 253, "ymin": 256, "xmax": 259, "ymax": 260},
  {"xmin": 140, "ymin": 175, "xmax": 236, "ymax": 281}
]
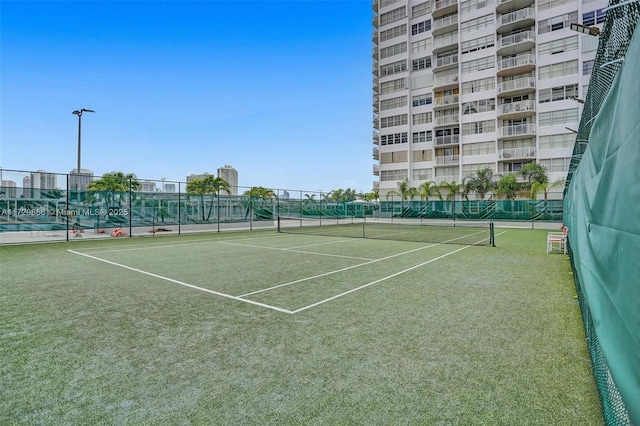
[
  {"xmin": 69, "ymin": 168, "xmax": 93, "ymax": 192},
  {"xmin": 217, "ymin": 165, "xmax": 238, "ymax": 195}
]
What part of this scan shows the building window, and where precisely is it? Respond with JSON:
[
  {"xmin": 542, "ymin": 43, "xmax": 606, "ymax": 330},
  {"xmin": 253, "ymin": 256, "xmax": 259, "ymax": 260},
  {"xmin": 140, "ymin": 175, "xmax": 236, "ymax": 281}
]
[
  {"xmin": 462, "ymin": 98, "xmax": 496, "ymax": 114},
  {"xmin": 380, "ymin": 151, "xmax": 408, "ymax": 163},
  {"xmin": 411, "ymin": 19, "xmax": 432, "ymax": 35},
  {"xmin": 539, "ymin": 84, "xmax": 578, "ymax": 103},
  {"xmin": 380, "ymin": 60, "xmax": 408, "ymax": 76},
  {"xmin": 412, "ymin": 168, "xmax": 433, "ymax": 180},
  {"xmin": 380, "ymin": 24, "xmax": 407, "ymax": 42},
  {"xmin": 380, "ymin": 132, "xmax": 408, "ymax": 145},
  {"xmin": 412, "ymin": 56, "xmax": 432, "ymax": 71},
  {"xmin": 381, "ymin": 114, "xmax": 408, "ymax": 128},
  {"xmin": 461, "ymin": 55, "xmax": 495, "ymax": 74},
  {"xmin": 412, "ymin": 112, "xmax": 433, "ymax": 125},
  {"xmin": 380, "ymin": 78, "xmax": 407, "ymax": 94},
  {"xmin": 538, "ymin": 0, "xmax": 573, "ymax": 12},
  {"xmin": 582, "ymin": 8, "xmax": 606, "ymax": 26},
  {"xmin": 460, "ymin": 0, "xmax": 493, "ymax": 15},
  {"xmin": 460, "ymin": 34, "xmax": 495, "ymax": 54},
  {"xmin": 538, "ymin": 60, "xmax": 579, "ymax": 80},
  {"xmin": 380, "ymin": 6, "xmax": 407, "ymax": 26},
  {"xmin": 460, "ymin": 13, "xmax": 494, "ymax": 33},
  {"xmin": 412, "ymin": 130, "xmax": 433, "ymax": 143},
  {"xmin": 539, "ymin": 133, "xmax": 576, "ymax": 149},
  {"xmin": 462, "ymin": 119, "xmax": 495, "ymax": 135},
  {"xmin": 380, "ymin": 42, "xmax": 408, "ymax": 59},
  {"xmin": 539, "ymin": 157, "xmax": 571, "ymax": 172},
  {"xmin": 583, "ymin": 60, "xmax": 595, "ymax": 76},
  {"xmin": 381, "ymin": 96, "xmax": 408, "ymax": 111},
  {"xmin": 412, "ymin": 1, "xmax": 432, "ymax": 18},
  {"xmin": 461, "ymin": 77, "xmax": 495, "ymax": 94},
  {"xmin": 412, "ymin": 93, "xmax": 433, "ymax": 107},
  {"xmin": 380, "ymin": 169, "xmax": 408, "ymax": 181},
  {"xmin": 538, "ymin": 12, "xmax": 579, "ymax": 34},
  {"xmin": 462, "ymin": 141, "xmax": 495, "ymax": 156},
  {"xmin": 538, "ymin": 36, "xmax": 578, "ymax": 56},
  {"xmin": 539, "ymin": 108, "xmax": 579, "ymax": 126}
]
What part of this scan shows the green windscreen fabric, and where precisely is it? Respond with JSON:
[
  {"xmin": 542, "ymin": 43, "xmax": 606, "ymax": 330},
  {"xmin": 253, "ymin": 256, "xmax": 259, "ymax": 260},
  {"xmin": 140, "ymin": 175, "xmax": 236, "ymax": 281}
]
[{"xmin": 564, "ymin": 27, "xmax": 640, "ymax": 424}]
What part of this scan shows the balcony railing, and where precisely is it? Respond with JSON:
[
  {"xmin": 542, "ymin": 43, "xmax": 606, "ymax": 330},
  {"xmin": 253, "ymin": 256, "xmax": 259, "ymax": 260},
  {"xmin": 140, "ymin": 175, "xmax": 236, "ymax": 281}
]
[
  {"xmin": 497, "ymin": 54, "xmax": 535, "ymax": 72},
  {"xmin": 435, "ymin": 154, "xmax": 460, "ymax": 165},
  {"xmin": 435, "ymin": 94, "xmax": 459, "ymax": 107},
  {"xmin": 435, "ymin": 134, "xmax": 460, "ymax": 146},
  {"xmin": 373, "ymin": 164, "xmax": 380, "ymax": 175},
  {"xmin": 498, "ymin": 147, "xmax": 536, "ymax": 159},
  {"xmin": 373, "ymin": 147, "xmax": 380, "ymax": 160},
  {"xmin": 497, "ymin": 31, "xmax": 535, "ymax": 50},
  {"xmin": 435, "ymin": 53, "xmax": 459, "ymax": 68},
  {"xmin": 498, "ymin": 123, "xmax": 536, "ymax": 138},
  {"xmin": 434, "ymin": 0, "xmax": 457, "ymax": 11},
  {"xmin": 497, "ymin": 77, "xmax": 535, "ymax": 94},
  {"xmin": 498, "ymin": 100, "xmax": 535, "ymax": 115},
  {"xmin": 498, "ymin": 6, "xmax": 534, "ymax": 27},
  {"xmin": 434, "ymin": 73, "xmax": 460, "ymax": 87},
  {"xmin": 434, "ymin": 13, "xmax": 458, "ymax": 31},
  {"xmin": 434, "ymin": 32, "xmax": 458, "ymax": 50},
  {"xmin": 435, "ymin": 114, "xmax": 460, "ymax": 126}
]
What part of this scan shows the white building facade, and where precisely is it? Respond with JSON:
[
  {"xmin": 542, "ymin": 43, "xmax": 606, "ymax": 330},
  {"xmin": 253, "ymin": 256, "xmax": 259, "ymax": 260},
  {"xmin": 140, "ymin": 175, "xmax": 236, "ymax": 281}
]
[{"xmin": 372, "ymin": 0, "xmax": 607, "ymax": 199}]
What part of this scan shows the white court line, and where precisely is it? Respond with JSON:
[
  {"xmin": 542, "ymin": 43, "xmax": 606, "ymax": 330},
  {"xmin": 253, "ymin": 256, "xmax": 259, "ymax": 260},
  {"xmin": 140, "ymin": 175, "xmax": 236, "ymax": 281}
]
[
  {"xmin": 290, "ymin": 245, "xmax": 472, "ymax": 314},
  {"xmin": 67, "ymin": 249, "xmax": 294, "ymax": 314},
  {"xmin": 219, "ymin": 240, "xmax": 375, "ymax": 261},
  {"xmin": 290, "ymin": 232, "xmax": 507, "ymax": 314},
  {"xmin": 237, "ymin": 243, "xmax": 438, "ymax": 297}
]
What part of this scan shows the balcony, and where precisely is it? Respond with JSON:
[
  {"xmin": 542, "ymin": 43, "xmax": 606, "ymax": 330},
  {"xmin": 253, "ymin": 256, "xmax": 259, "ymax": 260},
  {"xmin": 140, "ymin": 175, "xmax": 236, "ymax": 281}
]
[
  {"xmin": 433, "ymin": 32, "xmax": 458, "ymax": 54},
  {"xmin": 433, "ymin": 13, "xmax": 458, "ymax": 36},
  {"xmin": 433, "ymin": 0, "xmax": 458, "ymax": 18},
  {"xmin": 434, "ymin": 114, "xmax": 460, "ymax": 127},
  {"xmin": 497, "ymin": 77, "xmax": 536, "ymax": 97},
  {"xmin": 498, "ymin": 146, "xmax": 536, "ymax": 160},
  {"xmin": 497, "ymin": 99, "xmax": 535, "ymax": 118},
  {"xmin": 435, "ymin": 154, "xmax": 460, "ymax": 166},
  {"xmin": 498, "ymin": 123, "xmax": 536, "ymax": 139},
  {"xmin": 435, "ymin": 134, "xmax": 460, "ymax": 146},
  {"xmin": 373, "ymin": 147, "xmax": 379, "ymax": 160},
  {"xmin": 373, "ymin": 131, "xmax": 380, "ymax": 145},
  {"xmin": 496, "ymin": 30, "xmax": 535, "ymax": 56},
  {"xmin": 433, "ymin": 73, "xmax": 460, "ymax": 90},
  {"xmin": 496, "ymin": 0, "xmax": 534, "ymax": 14},
  {"xmin": 373, "ymin": 164, "xmax": 379, "ymax": 176},
  {"xmin": 372, "ymin": 47, "xmax": 378, "ymax": 60},
  {"xmin": 372, "ymin": 0, "xmax": 378, "ymax": 13},
  {"xmin": 434, "ymin": 94, "xmax": 459, "ymax": 109},
  {"xmin": 433, "ymin": 52, "xmax": 459, "ymax": 72},
  {"xmin": 373, "ymin": 180, "xmax": 379, "ymax": 191},
  {"xmin": 497, "ymin": 53, "xmax": 535, "ymax": 77},
  {"xmin": 496, "ymin": 6, "xmax": 535, "ymax": 34}
]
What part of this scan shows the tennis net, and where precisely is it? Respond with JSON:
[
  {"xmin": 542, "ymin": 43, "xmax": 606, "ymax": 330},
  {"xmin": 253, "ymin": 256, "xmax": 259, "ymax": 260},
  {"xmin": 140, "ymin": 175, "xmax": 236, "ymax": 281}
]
[{"xmin": 277, "ymin": 216, "xmax": 495, "ymax": 246}]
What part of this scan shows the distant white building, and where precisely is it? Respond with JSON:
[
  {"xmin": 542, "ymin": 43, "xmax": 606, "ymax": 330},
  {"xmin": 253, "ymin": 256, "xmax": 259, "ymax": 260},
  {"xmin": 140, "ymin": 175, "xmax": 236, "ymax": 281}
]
[
  {"xmin": 186, "ymin": 172, "xmax": 212, "ymax": 184},
  {"xmin": 69, "ymin": 168, "xmax": 93, "ymax": 192},
  {"xmin": 217, "ymin": 165, "xmax": 238, "ymax": 195}
]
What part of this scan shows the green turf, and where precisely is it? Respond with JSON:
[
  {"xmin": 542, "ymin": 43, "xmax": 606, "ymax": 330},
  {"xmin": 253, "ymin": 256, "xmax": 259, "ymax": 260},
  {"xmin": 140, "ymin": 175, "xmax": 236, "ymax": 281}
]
[{"xmin": 0, "ymin": 228, "xmax": 603, "ymax": 424}]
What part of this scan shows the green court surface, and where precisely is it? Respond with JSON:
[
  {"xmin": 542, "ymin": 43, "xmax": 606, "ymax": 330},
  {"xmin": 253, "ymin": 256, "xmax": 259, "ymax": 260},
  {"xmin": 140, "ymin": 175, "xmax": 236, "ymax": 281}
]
[{"xmin": 0, "ymin": 228, "xmax": 603, "ymax": 424}]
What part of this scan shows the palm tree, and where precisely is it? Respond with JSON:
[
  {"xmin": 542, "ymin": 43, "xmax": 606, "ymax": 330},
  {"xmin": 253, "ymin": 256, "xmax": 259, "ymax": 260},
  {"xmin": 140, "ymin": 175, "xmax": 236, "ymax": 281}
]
[
  {"xmin": 418, "ymin": 181, "xmax": 442, "ymax": 201},
  {"xmin": 462, "ymin": 168, "xmax": 497, "ymax": 200},
  {"xmin": 531, "ymin": 178, "xmax": 565, "ymax": 200},
  {"xmin": 386, "ymin": 179, "xmax": 417, "ymax": 214},
  {"xmin": 439, "ymin": 180, "xmax": 461, "ymax": 201},
  {"xmin": 87, "ymin": 172, "xmax": 141, "ymax": 213},
  {"xmin": 186, "ymin": 176, "xmax": 231, "ymax": 221},
  {"xmin": 496, "ymin": 174, "xmax": 519, "ymax": 200}
]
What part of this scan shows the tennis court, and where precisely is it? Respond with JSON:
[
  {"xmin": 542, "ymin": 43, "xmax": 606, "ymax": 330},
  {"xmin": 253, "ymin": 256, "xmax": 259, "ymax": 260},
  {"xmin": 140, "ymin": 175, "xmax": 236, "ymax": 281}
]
[{"xmin": 1, "ymin": 227, "xmax": 603, "ymax": 424}]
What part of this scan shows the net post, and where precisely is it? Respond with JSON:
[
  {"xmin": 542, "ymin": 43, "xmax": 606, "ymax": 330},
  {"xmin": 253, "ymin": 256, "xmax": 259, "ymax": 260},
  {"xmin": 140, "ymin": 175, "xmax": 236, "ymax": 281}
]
[
  {"xmin": 277, "ymin": 216, "xmax": 281, "ymax": 233},
  {"xmin": 490, "ymin": 221, "xmax": 495, "ymax": 247}
]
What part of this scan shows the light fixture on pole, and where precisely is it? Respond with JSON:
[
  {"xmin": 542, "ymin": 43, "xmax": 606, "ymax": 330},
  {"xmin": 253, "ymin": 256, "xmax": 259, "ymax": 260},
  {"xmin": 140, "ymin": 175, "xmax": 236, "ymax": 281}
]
[
  {"xmin": 570, "ymin": 23, "xmax": 601, "ymax": 36},
  {"xmin": 71, "ymin": 108, "xmax": 95, "ymax": 194}
]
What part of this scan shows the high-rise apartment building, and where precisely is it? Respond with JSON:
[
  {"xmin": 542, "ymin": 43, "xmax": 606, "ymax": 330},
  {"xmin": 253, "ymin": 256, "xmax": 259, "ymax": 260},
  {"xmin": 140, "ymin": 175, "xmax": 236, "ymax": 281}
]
[
  {"xmin": 372, "ymin": 0, "xmax": 607, "ymax": 199},
  {"xmin": 69, "ymin": 168, "xmax": 93, "ymax": 192},
  {"xmin": 217, "ymin": 165, "xmax": 238, "ymax": 195}
]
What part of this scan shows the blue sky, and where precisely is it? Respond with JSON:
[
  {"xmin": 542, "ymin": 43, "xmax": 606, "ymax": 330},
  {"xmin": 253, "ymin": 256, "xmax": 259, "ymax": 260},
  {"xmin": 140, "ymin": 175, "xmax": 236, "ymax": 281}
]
[{"xmin": 1, "ymin": 0, "xmax": 373, "ymax": 193}]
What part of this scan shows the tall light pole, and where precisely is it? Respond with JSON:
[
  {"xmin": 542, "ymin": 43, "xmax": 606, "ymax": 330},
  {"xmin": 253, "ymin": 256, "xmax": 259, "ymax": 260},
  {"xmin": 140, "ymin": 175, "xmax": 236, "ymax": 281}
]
[{"xmin": 72, "ymin": 108, "xmax": 95, "ymax": 192}]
